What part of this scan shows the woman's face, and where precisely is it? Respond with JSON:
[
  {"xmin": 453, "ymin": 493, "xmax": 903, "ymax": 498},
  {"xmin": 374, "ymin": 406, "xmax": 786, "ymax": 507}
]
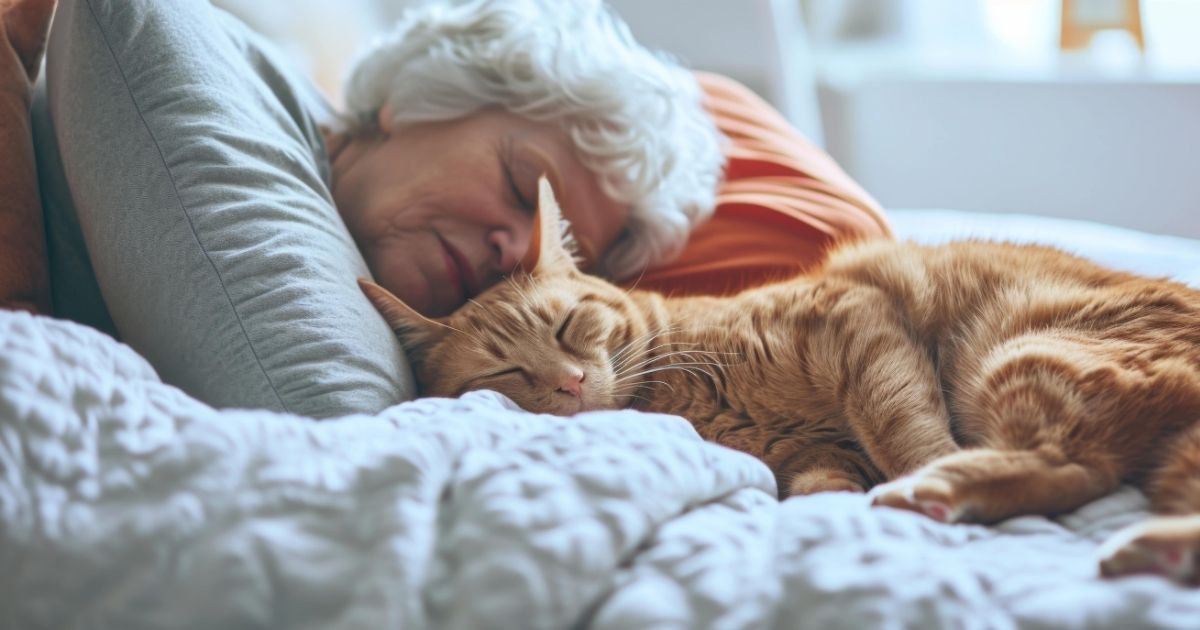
[{"xmin": 329, "ymin": 108, "xmax": 629, "ymax": 317}]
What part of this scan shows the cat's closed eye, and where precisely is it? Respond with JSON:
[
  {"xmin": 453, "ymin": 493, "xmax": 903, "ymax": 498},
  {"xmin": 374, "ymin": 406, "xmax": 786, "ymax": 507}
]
[
  {"xmin": 462, "ymin": 366, "xmax": 532, "ymax": 395},
  {"xmin": 556, "ymin": 303, "xmax": 610, "ymax": 357},
  {"xmin": 555, "ymin": 308, "xmax": 578, "ymax": 346}
]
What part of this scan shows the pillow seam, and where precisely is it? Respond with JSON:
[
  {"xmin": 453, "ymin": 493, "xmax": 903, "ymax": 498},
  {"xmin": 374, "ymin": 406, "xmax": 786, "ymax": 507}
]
[{"xmin": 83, "ymin": 0, "xmax": 290, "ymax": 413}]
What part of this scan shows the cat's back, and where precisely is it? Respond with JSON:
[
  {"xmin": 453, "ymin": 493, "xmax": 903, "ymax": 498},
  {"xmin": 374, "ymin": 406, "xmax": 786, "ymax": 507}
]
[
  {"xmin": 823, "ymin": 238, "xmax": 1130, "ymax": 291},
  {"xmin": 815, "ymin": 238, "xmax": 1200, "ymax": 334}
]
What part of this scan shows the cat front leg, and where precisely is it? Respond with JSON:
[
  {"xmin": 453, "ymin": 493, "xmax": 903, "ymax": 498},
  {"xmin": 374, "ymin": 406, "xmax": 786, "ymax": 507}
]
[
  {"xmin": 780, "ymin": 444, "xmax": 878, "ymax": 497},
  {"xmin": 695, "ymin": 412, "xmax": 874, "ymax": 498},
  {"xmin": 788, "ymin": 468, "xmax": 865, "ymax": 495},
  {"xmin": 810, "ymin": 287, "xmax": 959, "ymax": 478}
]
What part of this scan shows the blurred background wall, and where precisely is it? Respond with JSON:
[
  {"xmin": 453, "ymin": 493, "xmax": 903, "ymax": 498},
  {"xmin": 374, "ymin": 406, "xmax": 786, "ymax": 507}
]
[{"xmin": 212, "ymin": 0, "xmax": 1200, "ymax": 238}]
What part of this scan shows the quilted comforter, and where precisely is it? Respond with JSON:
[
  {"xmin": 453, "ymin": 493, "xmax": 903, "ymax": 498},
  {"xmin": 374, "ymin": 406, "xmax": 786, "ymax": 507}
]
[{"xmin": 5, "ymin": 210, "xmax": 1200, "ymax": 628}]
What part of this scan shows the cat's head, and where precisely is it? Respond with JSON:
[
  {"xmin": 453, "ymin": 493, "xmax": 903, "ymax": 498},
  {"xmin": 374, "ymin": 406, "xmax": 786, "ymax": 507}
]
[{"xmin": 360, "ymin": 177, "xmax": 651, "ymax": 414}]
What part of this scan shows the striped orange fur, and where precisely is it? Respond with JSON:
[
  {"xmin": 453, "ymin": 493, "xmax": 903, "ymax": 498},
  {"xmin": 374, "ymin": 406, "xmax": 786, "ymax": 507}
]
[{"xmin": 361, "ymin": 178, "xmax": 1200, "ymax": 584}]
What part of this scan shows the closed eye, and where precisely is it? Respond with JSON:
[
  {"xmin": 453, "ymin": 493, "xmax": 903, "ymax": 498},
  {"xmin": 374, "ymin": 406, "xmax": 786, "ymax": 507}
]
[
  {"xmin": 485, "ymin": 366, "xmax": 525, "ymax": 379},
  {"xmin": 555, "ymin": 307, "xmax": 578, "ymax": 346},
  {"xmin": 459, "ymin": 366, "xmax": 530, "ymax": 395}
]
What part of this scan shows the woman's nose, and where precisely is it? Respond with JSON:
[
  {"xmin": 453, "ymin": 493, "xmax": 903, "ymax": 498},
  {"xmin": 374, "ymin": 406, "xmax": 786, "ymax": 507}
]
[{"xmin": 487, "ymin": 221, "xmax": 532, "ymax": 275}]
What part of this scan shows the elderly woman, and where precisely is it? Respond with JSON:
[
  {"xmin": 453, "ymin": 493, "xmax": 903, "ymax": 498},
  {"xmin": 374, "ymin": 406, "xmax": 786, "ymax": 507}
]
[
  {"xmin": 2, "ymin": 0, "xmax": 887, "ymax": 316},
  {"xmin": 0, "ymin": 0, "xmax": 728, "ymax": 320},
  {"xmin": 323, "ymin": 0, "xmax": 724, "ymax": 316}
]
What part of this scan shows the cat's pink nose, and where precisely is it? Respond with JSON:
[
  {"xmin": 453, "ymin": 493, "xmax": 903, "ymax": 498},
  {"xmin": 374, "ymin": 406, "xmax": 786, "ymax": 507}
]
[{"xmin": 557, "ymin": 367, "xmax": 585, "ymax": 398}]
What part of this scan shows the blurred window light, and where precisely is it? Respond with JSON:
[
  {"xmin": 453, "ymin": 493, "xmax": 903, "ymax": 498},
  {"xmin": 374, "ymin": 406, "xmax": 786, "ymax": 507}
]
[
  {"xmin": 806, "ymin": 0, "xmax": 1200, "ymax": 75},
  {"xmin": 982, "ymin": 0, "xmax": 1057, "ymax": 57}
]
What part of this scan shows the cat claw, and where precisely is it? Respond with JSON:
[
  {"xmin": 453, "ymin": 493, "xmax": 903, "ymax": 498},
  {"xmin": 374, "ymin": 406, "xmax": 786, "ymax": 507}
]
[{"xmin": 1098, "ymin": 516, "xmax": 1200, "ymax": 585}]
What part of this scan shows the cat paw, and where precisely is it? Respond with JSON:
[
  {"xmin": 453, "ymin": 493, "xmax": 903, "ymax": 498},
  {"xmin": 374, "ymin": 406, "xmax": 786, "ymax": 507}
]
[
  {"xmin": 1098, "ymin": 515, "xmax": 1200, "ymax": 585},
  {"xmin": 868, "ymin": 475, "xmax": 969, "ymax": 523},
  {"xmin": 787, "ymin": 473, "xmax": 865, "ymax": 497}
]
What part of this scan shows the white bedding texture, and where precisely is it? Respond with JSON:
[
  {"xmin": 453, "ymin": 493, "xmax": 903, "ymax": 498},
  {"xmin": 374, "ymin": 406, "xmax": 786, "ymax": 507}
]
[{"xmin": 3, "ymin": 210, "xmax": 1200, "ymax": 629}]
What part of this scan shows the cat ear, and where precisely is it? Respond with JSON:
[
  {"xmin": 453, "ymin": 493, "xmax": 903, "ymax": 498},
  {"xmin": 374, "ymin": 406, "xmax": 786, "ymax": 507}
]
[
  {"xmin": 357, "ymin": 278, "xmax": 445, "ymax": 347},
  {"xmin": 519, "ymin": 176, "xmax": 579, "ymax": 275}
]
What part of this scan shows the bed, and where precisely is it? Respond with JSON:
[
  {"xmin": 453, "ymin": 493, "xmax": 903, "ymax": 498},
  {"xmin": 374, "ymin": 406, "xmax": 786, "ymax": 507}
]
[{"xmin": 4, "ymin": 209, "xmax": 1200, "ymax": 629}]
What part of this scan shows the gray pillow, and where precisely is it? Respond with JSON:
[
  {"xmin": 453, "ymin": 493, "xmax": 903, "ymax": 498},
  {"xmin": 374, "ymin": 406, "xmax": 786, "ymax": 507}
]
[{"xmin": 35, "ymin": 0, "xmax": 415, "ymax": 417}]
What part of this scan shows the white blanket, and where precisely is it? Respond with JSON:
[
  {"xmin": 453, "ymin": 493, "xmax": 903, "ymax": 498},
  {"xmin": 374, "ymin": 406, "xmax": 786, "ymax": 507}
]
[{"xmin": 4, "ymin": 211, "xmax": 1200, "ymax": 629}]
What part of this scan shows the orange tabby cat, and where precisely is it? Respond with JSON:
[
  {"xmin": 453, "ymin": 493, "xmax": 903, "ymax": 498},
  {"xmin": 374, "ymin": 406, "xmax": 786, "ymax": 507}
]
[{"xmin": 361, "ymin": 178, "xmax": 1200, "ymax": 585}]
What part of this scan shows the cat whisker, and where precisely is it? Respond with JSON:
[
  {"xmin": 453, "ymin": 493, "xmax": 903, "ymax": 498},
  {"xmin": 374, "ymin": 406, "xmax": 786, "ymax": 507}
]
[
  {"xmin": 619, "ymin": 338, "xmax": 739, "ymax": 374},
  {"xmin": 439, "ymin": 323, "xmax": 485, "ymax": 347},
  {"xmin": 619, "ymin": 392, "xmax": 653, "ymax": 406},
  {"xmin": 618, "ymin": 362, "xmax": 724, "ymax": 379},
  {"xmin": 621, "ymin": 266, "xmax": 649, "ymax": 295},
  {"xmin": 614, "ymin": 331, "xmax": 691, "ymax": 360},
  {"xmin": 616, "ymin": 361, "xmax": 713, "ymax": 384},
  {"xmin": 612, "ymin": 341, "xmax": 692, "ymax": 372},
  {"xmin": 408, "ymin": 309, "xmax": 485, "ymax": 345},
  {"xmin": 615, "ymin": 361, "xmax": 726, "ymax": 384},
  {"xmin": 615, "ymin": 350, "xmax": 728, "ymax": 377},
  {"xmin": 614, "ymin": 326, "xmax": 744, "ymax": 372},
  {"xmin": 609, "ymin": 332, "xmax": 663, "ymax": 367},
  {"xmin": 508, "ymin": 276, "xmax": 538, "ymax": 311},
  {"xmin": 615, "ymin": 378, "xmax": 675, "ymax": 394},
  {"xmin": 609, "ymin": 328, "xmax": 686, "ymax": 370},
  {"xmin": 615, "ymin": 367, "xmax": 705, "ymax": 386},
  {"xmin": 626, "ymin": 324, "xmax": 682, "ymax": 347},
  {"xmin": 616, "ymin": 353, "xmax": 697, "ymax": 376},
  {"xmin": 619, "ymin": 358, "xmax": 728, "ymax": 374},
  {"xmin": 649, "ymin": 365, "xmax": 707, "ymax": 381}
]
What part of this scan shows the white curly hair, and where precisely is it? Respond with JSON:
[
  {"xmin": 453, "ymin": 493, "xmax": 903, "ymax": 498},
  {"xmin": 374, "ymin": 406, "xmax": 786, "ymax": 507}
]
[{"xmin": 340, "ymin": 0, "xmax": 725, "ymax": 279}]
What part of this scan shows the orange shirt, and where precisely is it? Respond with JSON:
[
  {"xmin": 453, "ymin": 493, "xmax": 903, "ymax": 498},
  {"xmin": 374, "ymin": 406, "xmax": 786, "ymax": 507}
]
[{"xmin": 620, "ymin": 72, "xmax": 892, "ymax": 296}]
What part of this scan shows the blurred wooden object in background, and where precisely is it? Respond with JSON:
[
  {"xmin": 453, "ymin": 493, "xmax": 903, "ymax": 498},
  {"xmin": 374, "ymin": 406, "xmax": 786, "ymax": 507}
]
[{"xmin": 1061, "ymin": 0, "xmax": 1144, "ymax": 50}]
